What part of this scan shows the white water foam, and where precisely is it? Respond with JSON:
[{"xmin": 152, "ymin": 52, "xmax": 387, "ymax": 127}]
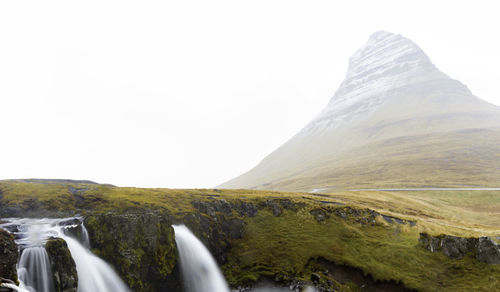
[
  {"xmin": 173, "ymin": 224, "xmax": 230, "ymax": 292},
  {"xmin": 0, "ymin": 218, "xmax": 129, "ymax": 292}
]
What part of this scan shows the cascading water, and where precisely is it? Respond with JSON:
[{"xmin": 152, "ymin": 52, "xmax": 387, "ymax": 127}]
[
  {"xmin": 17, "ymin": 246, "xmax": 54, "ymax": 292},
  {"xmin": 80, "ymin": 224, "xmax": 90, "ymax": 249},
  {"xmin": 62, "ymin": 235, "xmax": 129, "ymax": 292},
  {"xmin": 0, "ymin": 218, "xmax": 129, "ymax": 292},
  {"xmin": 173, "ymin": 224, "xmax": 230, "ymax": 292},
  {"xmin": 3, "ymin": 219, "xmax": 58, "ymax": 292}
]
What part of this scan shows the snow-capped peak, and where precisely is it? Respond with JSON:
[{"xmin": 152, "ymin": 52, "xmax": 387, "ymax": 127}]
[
  {"xmin": 347, "ymin": 31, "xmax": 433, "ymax": 79},
  {"xmin": 303, "ymin": 31, "xmax": 444, "ymax": 132}
]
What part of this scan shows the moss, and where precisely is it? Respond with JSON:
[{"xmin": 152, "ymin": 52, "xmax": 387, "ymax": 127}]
[
  {"xmin": 222, "ymin": 205, "xmax": 500, "ymax": 291},
  {"xmin": 45, "ymin": 238, "xmax": 78, "ymax": 292},
  {"xmin": 0, "ymin": 229, "xmax": 18, "ymax": 284},
  {"xmin": 84, "ymin": 213, "xmax": 178, "ymax": 292},
  {"xmin": 1, "ymin": 180, "xmax": 500, "ymax": 291}
]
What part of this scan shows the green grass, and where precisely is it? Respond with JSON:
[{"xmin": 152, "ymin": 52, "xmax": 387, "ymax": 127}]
[
  {"xmin": 0, "ymin": 180, "xmax": 298, "ymax": 215},
  {"xmin": 1, "ymin": 180, "xmax": 500, "ymax": 291},
  {"xmin": 224, "ymin": 206, "xmax": 500, "ymax": 291},
  {"xmin": 317, "ymin": 190, "xmax": 500, "ymax": 236},
  {"xmin": 223, "ymin": 128, "xmax": 500, "ymax": 191}
]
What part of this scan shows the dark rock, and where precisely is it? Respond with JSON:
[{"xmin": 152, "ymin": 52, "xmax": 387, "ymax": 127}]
[
  {"xmin": 311, "ymin": 272, "xmax": 321, "ymax": 283},
  {"xmin": 58, "ymin": 218, "xmax": 81, "ymax": 227},
  {"xmin": 192, "ymin": 200, "xmax": 217, "ymax": 218},
  {"xmin": 476, "ymin": 237, "xmax": 500, "ymax": 264},
  {"xmin": 45, "ymin": 238, "xmax": 78, "ymax": 292},
  {"xmin": 310, "ymin": 209, "xmax": 328, "ymax": 222},
  {"xmin": 311, "ymin": 257, "xmax": 417, "ymax": 292},
  {"xmin": 265, "ymin": 200, "xmax": 282, "ymax": 216},
  {"xmin": 221, "ymin": 218, "xmax": 245, "ymax": 240},
  {"xmin": 262, "ymin": 199, "xmax": 304, "ymax": 217},
  {"xmin": 319, "ymin": 200, "xmax": 344, "ymax": 206},
  {"xmin": 441, "ymin": 236, "xmax": 473, "ymax": 259},
  {"xmin": 84, "ymin": 213, "xmax": 178, "ymax": 292},
  {"xmin": 212, "ymin": 199, "xmax": 233, "ymax": 216},
  {"xmin": 419, "ymin": 233, "xmax": 476, "ymax": 259},
  {"xmin": 0, "ymin": 229, "xmax": 18, "ymax": 283},
  {"xmin": 419, "ymin": 233, "xmax": 442, "ymax": 253},
  {"xmin": 192, "ymin": 199, "xmax": 233, "ymax": 217},
  {"xmin": 232, "ymin": 202, "xmax": 259, "ymax": 217},
  {"xmin": 61, "ymin": 222, "xmax": 88, "ymax": 246},
  {"xmin": 182, "ymin": 210, "xmax": 246, "ymax": 266},
  {"xmin": 278, "ymin": 199, "xmax": 296, "ymax": 210},
  {"xmin": 419, "ymin": 233, "xmax": 500, "ymax": 264},
  {"xmin": 382, "ymin": 215, "xmax": 393, "ymax": 224}
]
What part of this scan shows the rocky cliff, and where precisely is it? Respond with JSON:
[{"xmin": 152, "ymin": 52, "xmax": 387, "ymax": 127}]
[
  {"xmin": 0, "ymin": 229, "xmax": 18, "ymax": 284},
  {"xmin": 84, "ymin": 212, "xmax": 178, "ymax": 292},
  {"xmin": 45, "ymin": 238, "xmax": 78, "ymax": 292},
  {"xmin": 419, "ymin": 233, "xmax": 500, "ymax": 264}
]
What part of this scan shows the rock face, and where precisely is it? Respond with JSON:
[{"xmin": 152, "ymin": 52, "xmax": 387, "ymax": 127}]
[
  {"xmin": 45, "ymin": 238, "xmax": 78, "ymax": 292},
  {"xmin": 476, "ymin": 237, "xmax": 500, "ymax": 264},
  {"xmin": 419, "ymin": 233, "xmax": 500, "ymax": 264},
  {"xmin": 0, "ymin": 229, "xmax": 18, "ymax": 284},
  {"xmin": 185, "ymin": 199, "xmax": 248, "ymax": 265},
  {"xmin": 84, "ymin": 212, "xmax": 178, "ymax": 292},
  {"xmin": 311, "ymin": 205, "xmax": 415, "ymax": 227}
]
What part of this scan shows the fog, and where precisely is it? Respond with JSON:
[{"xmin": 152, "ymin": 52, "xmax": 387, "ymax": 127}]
[{"xmin": 1, "ymin": 0, "xmax": 499, "ymax": 188}]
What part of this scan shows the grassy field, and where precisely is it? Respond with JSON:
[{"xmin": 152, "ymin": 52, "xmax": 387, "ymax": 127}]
[
  {"xmin": 222, "ymin": 128, "xmax": 500, "ymax": 192},
  {"xmin": 224, "ymin": 206, "xmax": 500, "ymax": 291},
  {"xmin": 1, "ymin": 180, "xmax": 499, "ymax": 291},
  {"xmin": 316, "ymin": 190, "xmax": 500, "ymax": 237}
]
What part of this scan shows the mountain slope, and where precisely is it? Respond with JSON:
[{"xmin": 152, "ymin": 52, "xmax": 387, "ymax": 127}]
[{"xmin": 220, "ymin": 31, "xmax": 500, "ymax": 191}]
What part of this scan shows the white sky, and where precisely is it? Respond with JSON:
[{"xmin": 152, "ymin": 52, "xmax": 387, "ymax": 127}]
[{"xmin": 1, "ymin": 0, "xmax": 499, "ymax": 188}]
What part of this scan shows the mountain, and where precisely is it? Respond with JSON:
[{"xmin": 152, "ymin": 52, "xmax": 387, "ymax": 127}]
[{"xmin": 220, "ymin": 31, "xmax": 500, "ymax": 191}]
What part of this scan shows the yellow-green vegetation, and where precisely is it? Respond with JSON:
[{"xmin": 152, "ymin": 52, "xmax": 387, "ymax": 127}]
[
  {"xmin": 224, "ymin": 204, "xmax": 500, "ymax": 291},
  {"xmin": 84, "ymin": 213, "xmax": 178, "ymax": 291},
  {"xmin": 0, "ymin": 180, "xmax": 80, "ymax": 212},
  {"xmin": 221, "ymin": 128, "xmax": 500, "ymax": 191},
  {"xmin": 45, "ymin": 238, "xmax": 78, "ymax": 292},
  {"xmin": 318, "ymin": 190, "xmax": 500, "ymax": 237},
  {"xmin": 1, "ymin": 179, "xmax": 500, "ymax": 291},
  {"xmin": 0, "ymin": 180, "xmax": 293, "ymax": 215},
  {"xmin": 0, "ymin": 228, "xmax": 18, "ymax": 284}
]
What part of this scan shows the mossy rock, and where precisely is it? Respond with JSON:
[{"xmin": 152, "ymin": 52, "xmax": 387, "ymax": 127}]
[
  {"xmin": 84, "ymin": 213, "xmax": 178, "ymax": 292},
  {"xmin": 0, "ymin": 229, "xmax": 18, "ymax": 284},
  {"xmin": 45, "ymin": 237, "xmax": 78, "ymax": 292}
]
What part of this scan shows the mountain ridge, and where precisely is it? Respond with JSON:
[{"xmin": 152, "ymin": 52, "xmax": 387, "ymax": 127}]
[{"xmin": 220, "ymin": 31, "xmax": 500, "ymax": 191}]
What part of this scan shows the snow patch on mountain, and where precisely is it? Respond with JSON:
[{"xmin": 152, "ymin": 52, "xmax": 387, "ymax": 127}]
[{"xmin": 303, "ymin": 31, "xmax": 446, "ymax": 132}]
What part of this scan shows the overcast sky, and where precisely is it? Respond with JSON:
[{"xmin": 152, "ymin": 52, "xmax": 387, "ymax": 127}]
[{"xmin": 1, "ymin": 0, "xmax": 499, "ymax": 188}]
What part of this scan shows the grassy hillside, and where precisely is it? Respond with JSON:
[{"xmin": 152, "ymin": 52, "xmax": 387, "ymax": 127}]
[
  {"xmin": 222, "ymin": 128, "xmax": 500, "ymax": 191},
  {"xmin": 1, "ymin": 180, "xmax": 499, "ymax": 291}
]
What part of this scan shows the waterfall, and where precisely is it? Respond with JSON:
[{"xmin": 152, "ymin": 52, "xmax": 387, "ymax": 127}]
[
  {"xmin": 0, "ymin": 218, "xmax": 129, "ymax": 292},
  {"xmin": 17, "ymin": 246, "xmax": 55, "ymax": 292},
  {"xmin": 173, "ymin": 225, "xmax": 230, "ymax": 292},
  {"xmin": 80, "ymin": 223, "xmax": 90, "ymax": 249},
  {"xmin": 9, "ymin": 219, "xmax": 57, "ymax": 292},
  {"xmin": 61, "ymin": 235, "xmax": 129, "ymax": 292}
]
